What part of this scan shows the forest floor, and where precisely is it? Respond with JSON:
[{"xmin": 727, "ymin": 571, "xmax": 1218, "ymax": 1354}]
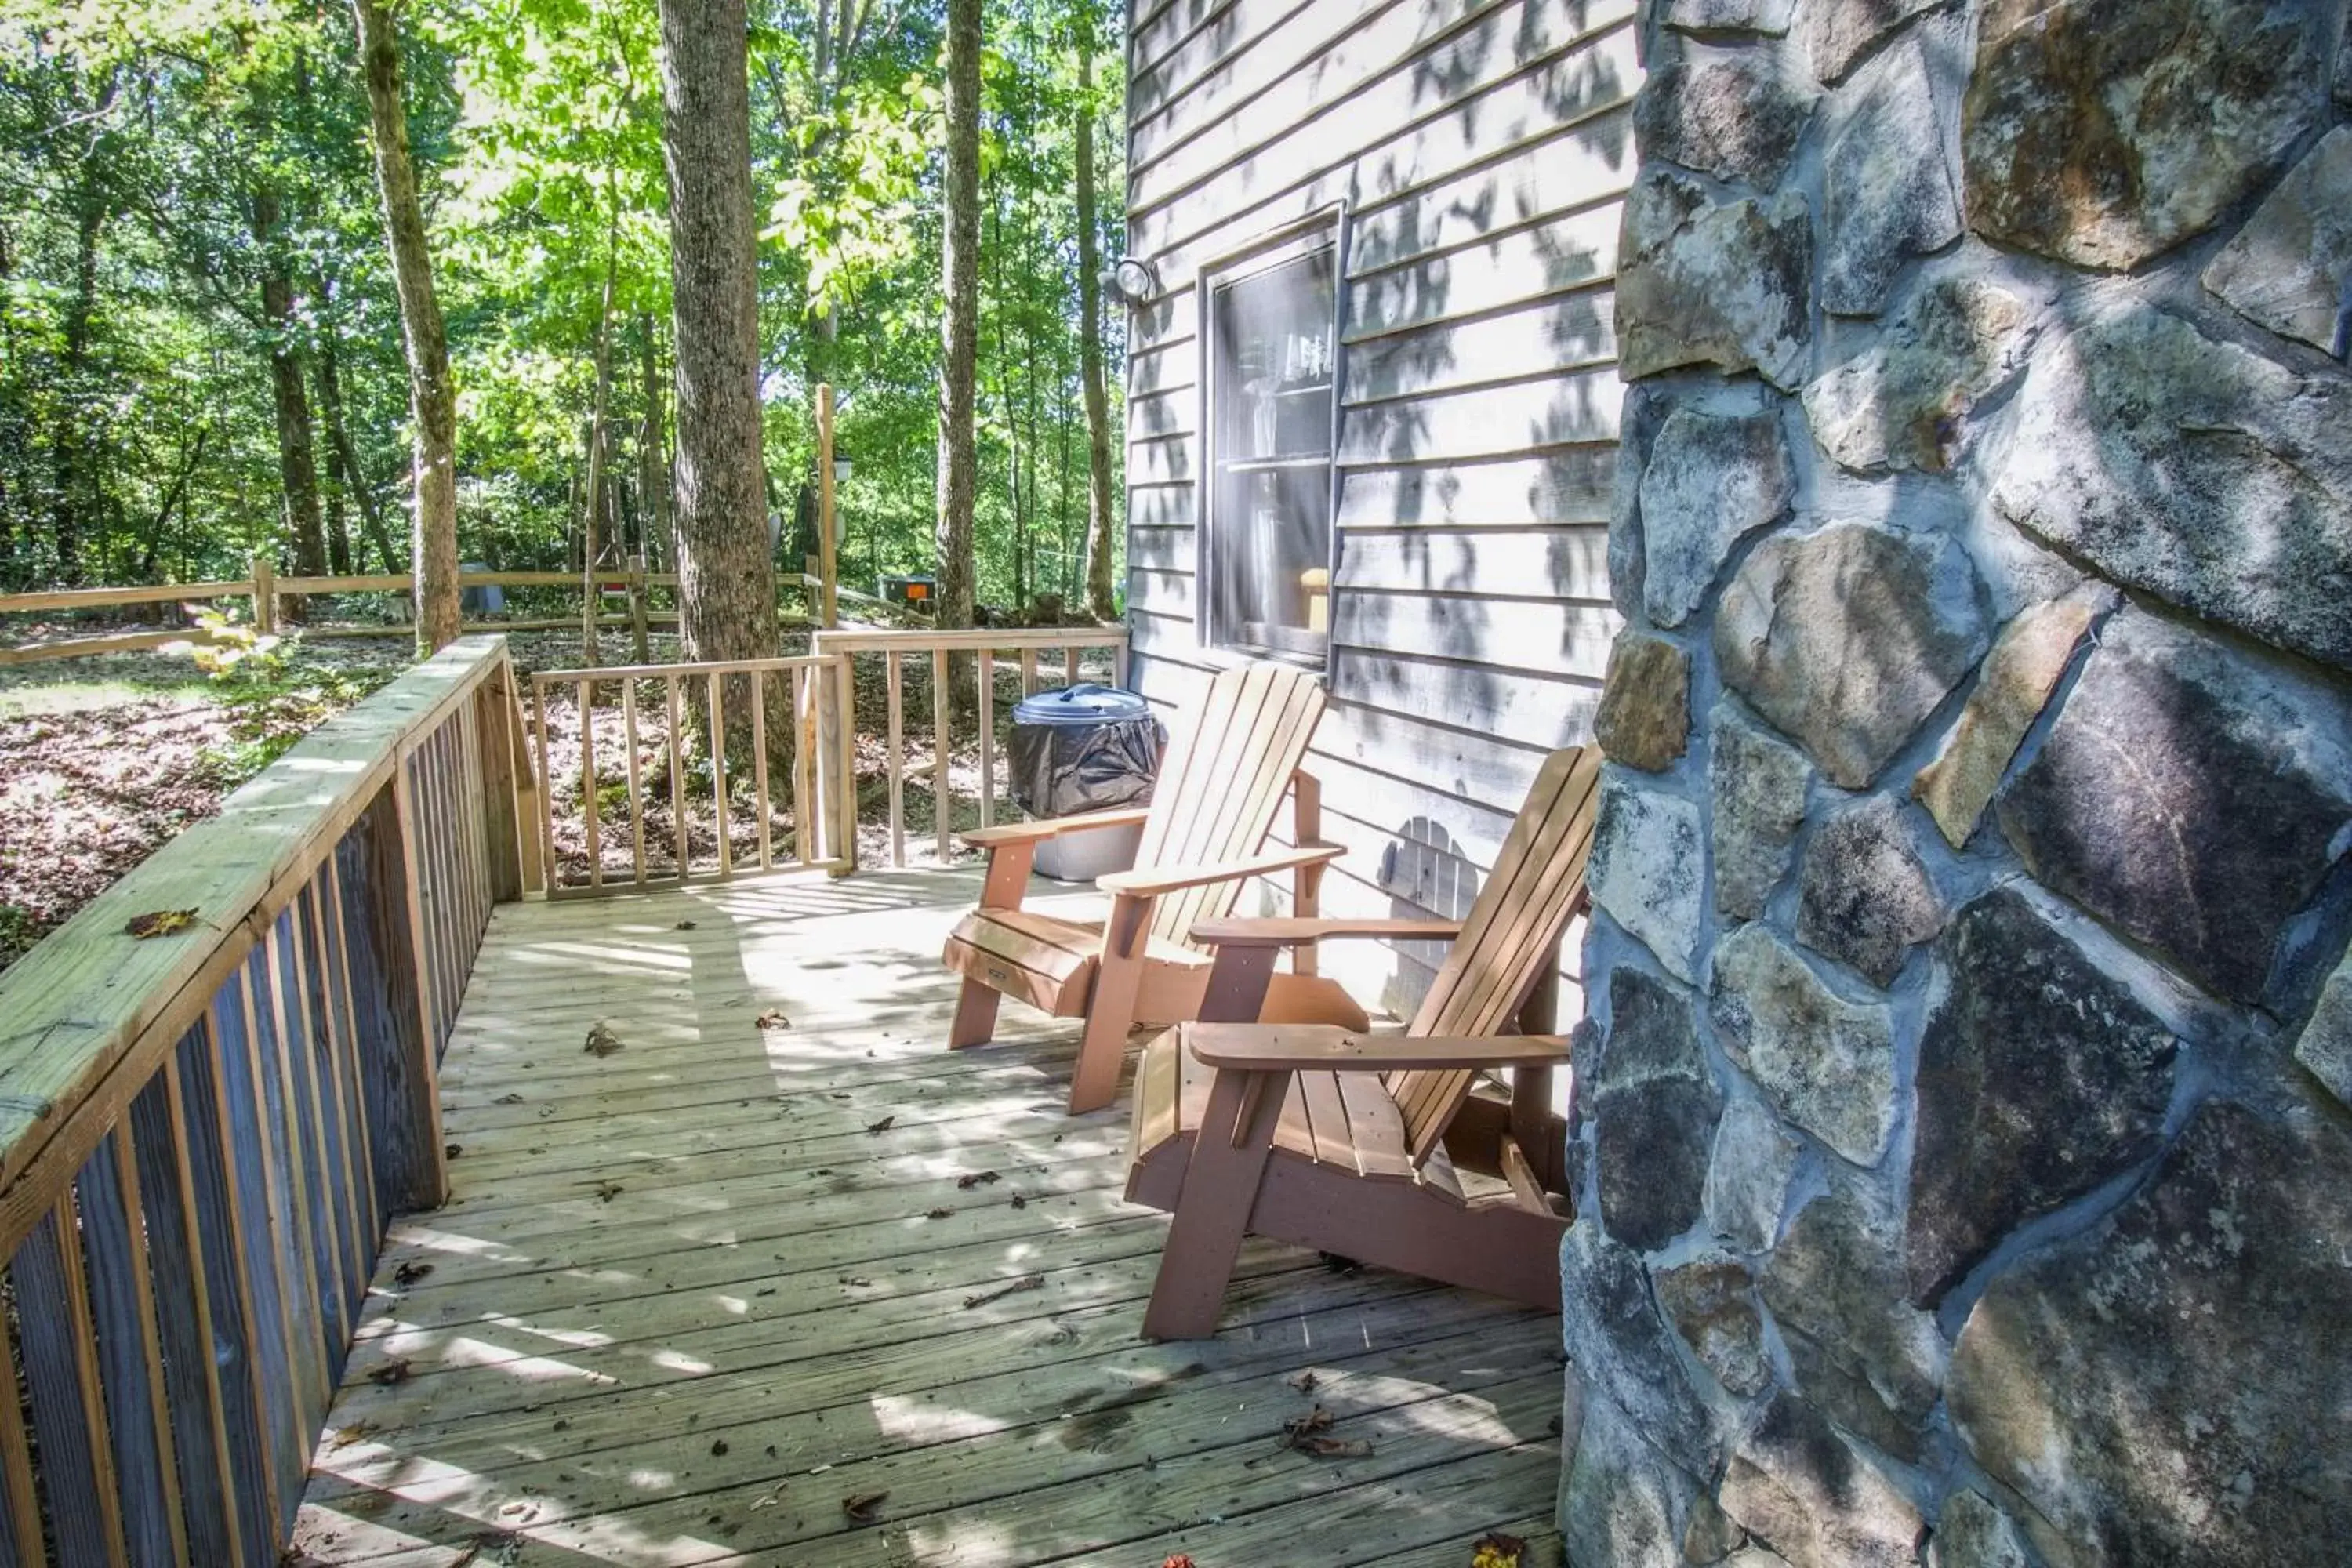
[{"xmin": 0, "ymin": 620, "xmax": 1123, "ymax": 973}]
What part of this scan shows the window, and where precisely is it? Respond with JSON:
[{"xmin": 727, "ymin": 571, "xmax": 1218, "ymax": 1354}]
[{"xmin": 1202, "ymin": 227, "xmax": 1338, "ymax": 664}]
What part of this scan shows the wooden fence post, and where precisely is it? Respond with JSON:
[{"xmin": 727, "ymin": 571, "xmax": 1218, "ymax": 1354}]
[{"xmin": 249, "ymin": 554, "xmax": 276, "ymax": 635}]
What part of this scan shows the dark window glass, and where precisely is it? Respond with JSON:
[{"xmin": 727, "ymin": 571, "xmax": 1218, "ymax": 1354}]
[{"xmin": 1207, "ymin": 242, "xmax": 1334, "ymax": 662}]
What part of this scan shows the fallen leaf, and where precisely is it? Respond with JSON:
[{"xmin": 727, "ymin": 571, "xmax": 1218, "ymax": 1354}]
[
  {"xmin": 924, "ymin": 1207, "xmax": 953, "ymax": 1219},
  {"xmin": 1009, "ymin": 1192, "xmax": 1027, "ymax": 1209},
  {"xmin": 125, "ymin": 908, "xmax": 198, "ymax": 938},
  {"xmin": 963, "ymin": 1273, "xmax": 1045, "ymax": 1309},
  {"xmin": 494, "ymin": 1093, "xmax": 525, "ymax": 1105},
  {"xmin": 1162, "ymin": 1558, "xmax": 1196, "ymax": 1568},
  {"xmin": 675, "ymin": 920, "xmax": 697, "ymax": 930},
  {"xmin": 594, "ymin": 1180, "xmax": 625, "ymax": 1203},
  {"xmin": 955, "ymin": 1171, "xmax": 999, "ymax": 1189},
  {"xmin": 393, "ymin": 1260, "xmax": 434, "ymax": 1287},
  {"xmin": 368, "ymin": 1359, "xmax": 412, "ymax": 1387},
  {"xmin": 1279, "ymin": 1405, "xmax": 1373, "ymax": 1458},
  {"xmin": 710, "ymin": 1439, "xmax": 729, "ymax": 1456},
  {"xmin": 328, "ymin": 1421, "xmax": 379, "ymax": 1450},
  {"xmin": 1471, "ymin": 1530, "xmax": 1527, "ymax": 1568},
  {"xmin": 756, "ymin": 1010, "xmax": 791, "ymax": 1030},
  {"xmin": 445, "ymin": 1142, "xmax": 463, "ymax": 1160},
  {"xmin": 584, "ymin": 1022, "xmax": 624, "ymax": 1057},
  {"xmin": 1287, "ymin": 1370, "xmax": 1320, "ymax": 1393},
  {"xmin": 841, "ymin": 1490, "xmax": 888, "ymax": 1524},
  {"xmin": 864, "ymin": 1116, "xmax": 894, "ymax": 1135}
]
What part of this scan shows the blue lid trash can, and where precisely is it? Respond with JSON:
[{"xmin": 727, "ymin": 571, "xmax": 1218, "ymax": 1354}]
[{"xmin": 1008, "ymin": 684, "xmax": 1161, "ymax": 880}]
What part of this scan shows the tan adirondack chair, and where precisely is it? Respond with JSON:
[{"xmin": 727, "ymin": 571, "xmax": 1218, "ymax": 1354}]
[
  {"xmin": 943, "ymin": 662, "xmax": 1370, "ymax": 1114},
  {"xmin": 1123, "ymin": 745, "xmax": 1602, "ymax": 1338}
]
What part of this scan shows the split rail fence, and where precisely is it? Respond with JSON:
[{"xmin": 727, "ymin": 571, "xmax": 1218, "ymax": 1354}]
[{"xmin": 0, "ymin": 638, "xmax": 535, "ymax": 1563}]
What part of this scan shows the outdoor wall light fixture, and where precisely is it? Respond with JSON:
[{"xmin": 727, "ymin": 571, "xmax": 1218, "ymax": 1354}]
[
  {"xmin": 833, "ymin": 456, "xmax": 854, "ymax": 485},
  {"xmin": 1106, "ymin": 256, "xmax": 1160, "ymax": 306}
]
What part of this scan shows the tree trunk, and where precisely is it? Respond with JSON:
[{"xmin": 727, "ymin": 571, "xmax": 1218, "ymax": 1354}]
[
  {"xmin": 581, "ymin": 217, "xmax": 619, "ymax": 664},
  {"xmin": 1074, "ymin": 46, "xmax": 1118, "ymax": 624},
  {"xmin": 318, "ymin": 327, "xmax": 398, "ymax": 574},
  {"xmin": 637, "ymin": 317, "xmax": 671, "ymax": 571},
  {"xmin": 254, "ymin": 188, "xmax": 328, "ymax": 608},
  {"xmin": 49, "ymin": 189, "xmax": 105, "ymax": 585},
  {"xmin": 353, "ymin": 0, "xmax": 460, "ymax": 652},
  {"xmin": 934, "ymin": 0, "xmax": 982, "ymax": 637},
  {"xmin": 657, "ymin": 0, "xmax": 787, "ymax": 777}
]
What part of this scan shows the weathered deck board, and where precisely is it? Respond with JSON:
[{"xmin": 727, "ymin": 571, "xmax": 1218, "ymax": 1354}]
[{"xmin": 293, "ymin": 866, "xmax": 1562, "ymax": 1566}]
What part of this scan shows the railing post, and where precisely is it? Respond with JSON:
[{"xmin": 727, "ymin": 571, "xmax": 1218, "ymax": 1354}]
[
  {"xmin": 834, "ymin": 651, "xmax": 857, "ymax": 873},
  {"xmin": 250, "ymin": 553, "xmax": 276, "ymax": 635},
  {"xmin": 477, "ymin": 656, "xmax": 527, "ymax": 904}
]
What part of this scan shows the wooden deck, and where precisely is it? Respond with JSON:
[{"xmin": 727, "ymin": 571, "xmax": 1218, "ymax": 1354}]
[{"xmin": 292, "ymin": 866, "xmax": 1567, "ymax": 1567}]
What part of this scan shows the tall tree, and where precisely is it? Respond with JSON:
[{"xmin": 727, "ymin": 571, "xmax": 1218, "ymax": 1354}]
[
  {"xmin": 933, "ymin": 0, "xmax": 982, "ymax": 633},
  {"xmin": 352, "ymin": 0, "xmax": 460, "ymax": 651},
  {"xmin": 657, "ymin": 0, "xmax": 779, "ymax": 688},
  {"xmin": 1073, "ymin": 38, "xmax": 1116, "ymax": 623}
]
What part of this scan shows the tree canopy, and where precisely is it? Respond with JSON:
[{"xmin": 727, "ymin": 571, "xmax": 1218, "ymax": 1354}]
[{"xmin": 0, "ymin": 0, "xmax": 1129, "ymax": 615}]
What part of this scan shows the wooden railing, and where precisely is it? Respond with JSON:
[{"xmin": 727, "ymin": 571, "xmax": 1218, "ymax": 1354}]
[
  {"xmin": 0, "ymin": 637, "xmax": 535, "ymax": 1563},
  {"xmin": 812, "ymin": 626, "xmax": 1131, "ymax": 869},
  {"xmin": 530, "ymin": 626, "xmax": 1132, "ymax": 891},
  {"xmin": 531, "ymin": 655, "xmax": 852, "ymax": 895}
]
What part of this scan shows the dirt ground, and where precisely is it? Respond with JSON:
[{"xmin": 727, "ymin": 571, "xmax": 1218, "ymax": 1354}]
[{"xmin": 0, "ymin": 620, "xmax": 1129, "ymax": 973}]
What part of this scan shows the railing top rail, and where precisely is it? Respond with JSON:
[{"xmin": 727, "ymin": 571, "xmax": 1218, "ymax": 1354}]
[
  {"xmin": 0, "ymin": 636, "xmax": 512, "ymax": 1205},
  {"xmin": 532, "ymin": 652, "xmax": 837, "ymax": 684},
  {"xmin": 811, "ymin": 624, "xmax": 1127, "ymax": 654}
]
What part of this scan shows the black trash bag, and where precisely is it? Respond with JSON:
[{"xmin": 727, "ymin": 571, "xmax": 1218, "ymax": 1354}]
[{"xmin": 1007, "ymin": 684, "xmax": 1160, "ymax": 818}]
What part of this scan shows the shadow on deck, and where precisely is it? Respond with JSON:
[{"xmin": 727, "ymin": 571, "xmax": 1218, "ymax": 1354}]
[{"xmin": 293, "ymin": 866, "xmax": 1566, "ymax": 1567}]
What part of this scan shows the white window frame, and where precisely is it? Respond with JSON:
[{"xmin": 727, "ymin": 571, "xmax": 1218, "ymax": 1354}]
[{"xmin": 1193, "ymin": 207, "xmax": 1348, "ymax": 668}]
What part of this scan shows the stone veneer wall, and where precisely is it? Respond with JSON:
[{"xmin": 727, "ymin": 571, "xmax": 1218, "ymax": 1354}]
[{"xmin": 1559, "ymin": 0, "xmax": 2352, "ymax": 1564}]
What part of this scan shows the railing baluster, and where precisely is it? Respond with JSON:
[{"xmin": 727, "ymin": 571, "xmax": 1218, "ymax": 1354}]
[
  {"xmin": 623, "ymin": 677, "xmax": 646, "ymax": 884},
  {"xmin": 13, "ymin": 1196, "xmax": 130, "ymax": 1566},
  {"xmin": 277, "ymin": 902, "xmax": 354, "ymax": 1356},
  {"xmin": 130, "ymin": 1065, "xmax": 244, "ymax": 1568},
  {"xmin": 0, "ymin": 1304, "xmax": 48, "ymax": 1568},
  {"xmin": 1064, "ymin": 645, "xmax": 1080, "ymax": 688},
  {"xmin": 792, "ymin": 666, "xmax": 815, "ymax": 866},
  {"xmin": 886, "ymin": 652, "xmax": 905, "ymax": 867},
  {"xmin": 1019, "ymin": 645, "xmax": 1037, "ymax": 697},
  {"xmin": 74, "ymin": 1128, "xmax": 188, "ymax": 1566},
  {"xmin": 933, "ymin": 647, "xmax": 952, "ymax": 863},
  {"xmin": 977, "ymin": 648, "xmax": 995, "ymax": 829},
  {"xmin": 708, "ymin": 671, "xmax": 731, "ymax": 877},
  {"xmin": 175, "ymin": 1026, "xmax": 281, "ymax": 1555},
  {"xmin": 579, "ymin": 676, "xmax": 601, "ymax": 891},
  {"xmin": 532, "ymin": 675, "xmax": 557, "ymax": 892},
  {"xmin": 317, "ymin": 853, "xmax": 382, "ymax": 1258},
  {"xmin": 751, "ymin": 668, "xmax": 773, "ymax": 871},
  {"xmin": 668, "ymin": 672, "xmax": 687, "ymax": 879}
]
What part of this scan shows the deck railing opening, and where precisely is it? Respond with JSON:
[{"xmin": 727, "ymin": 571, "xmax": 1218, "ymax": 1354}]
[{"xmin": 0, "ymin": 637, "xmax": 535, "ymax": 1563}]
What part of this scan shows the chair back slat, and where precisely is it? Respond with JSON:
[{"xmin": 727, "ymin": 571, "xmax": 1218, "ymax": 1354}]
[
  {"xmin": 1385, "ymin": 746, "xmax": 1602, "ymax": 1162},
  {"xmin": 1131, "ymin": 665, "xmax": 1327, "ymax": 948}
]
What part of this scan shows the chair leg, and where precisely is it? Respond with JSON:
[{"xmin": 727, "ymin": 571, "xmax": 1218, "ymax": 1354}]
[
  {"xmin": 1070, "ymin": 894, "xmax": 1152, "ymax": 1114},
  {"xmin": 1068, "ymin": 978, "xmax": 1136, "ymax": 1112},
  {"xmin": 1142, "ymin": 1065, "xmax": 1283, "ymax": 1339},
  {"xmin": 949, "ymin": 978, "xmax": 1000, "ymax": 1048}
]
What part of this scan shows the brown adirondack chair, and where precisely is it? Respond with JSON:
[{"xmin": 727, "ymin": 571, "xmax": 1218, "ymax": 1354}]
[
  {"xmin": 1123, "ymin": 745, "xmax": 1602, "ymax": 1338},
  {"xmin": 943, "ymin": 662, "xmax": 1370, "ymax": 1114}
]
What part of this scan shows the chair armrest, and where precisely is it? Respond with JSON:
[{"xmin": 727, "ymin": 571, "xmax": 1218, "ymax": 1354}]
[
  {"xmin": 1096, "ymin": 841, "xmax": 1345, "ymax": 898},
  {"xmin": 1186, "ymin": 916, "xmax": 1465, "ymax": 949},
  {"xmin": 960, "ymin": 806, "xmax": 1152, "ymax": 851},
  {"xmin": 1182, "ymin": 1022, "xmax": 1573, "ymax": 1073}
]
